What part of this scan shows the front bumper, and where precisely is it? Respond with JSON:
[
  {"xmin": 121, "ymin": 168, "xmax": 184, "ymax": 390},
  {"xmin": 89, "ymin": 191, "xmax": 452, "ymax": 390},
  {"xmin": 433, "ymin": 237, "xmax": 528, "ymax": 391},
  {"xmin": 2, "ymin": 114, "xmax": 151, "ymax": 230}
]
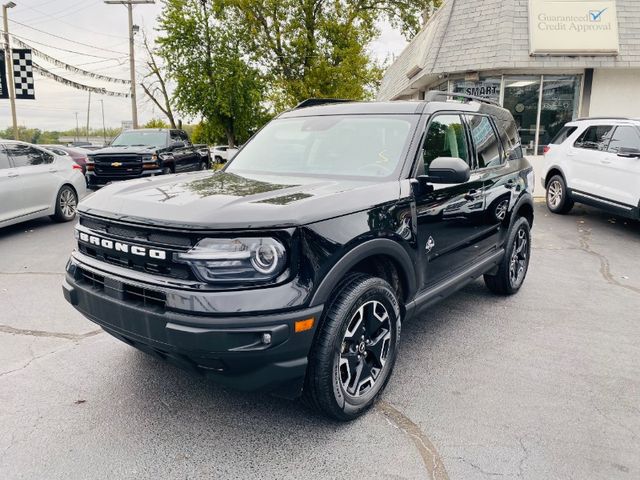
[
  {"xmin": 63, "ymin": 256, "xmax": 323, "ymax": 398},
  {"xmin": 86, "ymin": 169, "xmax": 163, "ymax": 186}
]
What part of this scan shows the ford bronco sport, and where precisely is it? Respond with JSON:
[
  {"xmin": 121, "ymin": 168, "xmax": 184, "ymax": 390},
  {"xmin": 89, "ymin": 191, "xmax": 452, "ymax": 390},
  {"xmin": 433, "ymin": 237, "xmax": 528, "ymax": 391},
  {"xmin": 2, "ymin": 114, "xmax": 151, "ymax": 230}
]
[{"xmin": 63, "ymin": 92, "xmax": 534, "ymax": 420}]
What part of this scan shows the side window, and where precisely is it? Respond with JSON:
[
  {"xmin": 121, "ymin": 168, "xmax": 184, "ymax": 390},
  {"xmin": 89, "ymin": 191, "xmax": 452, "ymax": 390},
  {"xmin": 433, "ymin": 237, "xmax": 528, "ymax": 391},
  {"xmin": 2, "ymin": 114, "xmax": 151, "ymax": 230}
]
[
  {"xmin": 0, "ymin": 146, "xmax": 11, "ymax": 170},
  {"xmin": 607, "ymin": 126, "xmax": 640, "ymax": 153},
  {"xmin": 180, "ymin": 131, "xmax": 190, "ymax": 144},
  {"xmin": 422, "ymin": 114, "xmax": 469, "ymax": 170},
  {"xmin": 5, "ymin": 144, "xmax": 52, "ymax": 167},
  {"xmin": 170, "ymin": 130, "xmax": 181, "ymax": 142},
  {"xmin": 574, "ymin": 125, "xmax": 615, "ymax": 151},
  {"xmin": 466, "ymin": 115, "xmax": 503, "ymax": 169},
  {"xmin": 550, "ymin": 126, "xmax": 578, "ymax": 145}
]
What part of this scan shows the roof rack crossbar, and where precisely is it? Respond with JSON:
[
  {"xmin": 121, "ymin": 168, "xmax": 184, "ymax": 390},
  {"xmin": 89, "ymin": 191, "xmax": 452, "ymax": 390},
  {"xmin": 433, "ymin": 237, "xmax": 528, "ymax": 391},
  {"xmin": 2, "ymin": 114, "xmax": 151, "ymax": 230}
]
[
  {"xmin": 575, "ymin": 116, "xmax": 633, "ymax": 121},
  {"xmin": 293, "ymin": 98, "xmax": 354, "ymax": 110},
  {"xmin": 424, "ymin": 90, "xmax": 500, "ymax": 107}
]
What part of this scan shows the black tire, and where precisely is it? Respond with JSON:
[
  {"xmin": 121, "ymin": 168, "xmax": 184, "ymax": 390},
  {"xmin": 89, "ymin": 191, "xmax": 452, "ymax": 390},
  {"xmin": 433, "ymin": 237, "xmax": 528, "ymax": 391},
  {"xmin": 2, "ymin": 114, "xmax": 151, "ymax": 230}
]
[
  {"xmin": 215, "ymin": 156, "xmax": 223, "ymax": 164},
  {"xmin": 51, "ymin": 185, "xmax": 78, "ymax": 223},
  {"xmin": 161, "ymin": 166, "xmax": 173, "ymax": 175},
  {"xmin": 546, "ymin": 174, "xmax": 574, "ymax": 214},
  {"xmin": 303, "ymin": 273, "xmax": 401, "ymax": 421},
  {"xmin": 484, "ymin": 216, "xmax": 531, "ymax": 295},
  {"xmin": 199, "ymin": 159, "xmax": 208, "ymax": 170}
]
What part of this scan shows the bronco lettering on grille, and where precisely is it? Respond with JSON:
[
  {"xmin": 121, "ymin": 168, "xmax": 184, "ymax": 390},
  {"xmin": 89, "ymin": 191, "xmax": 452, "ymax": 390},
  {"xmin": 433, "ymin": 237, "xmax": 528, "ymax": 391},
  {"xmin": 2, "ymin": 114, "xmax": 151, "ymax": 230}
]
[{"xmin": 78, "ymin": 232, "xmax": 167, "ymax": 260}]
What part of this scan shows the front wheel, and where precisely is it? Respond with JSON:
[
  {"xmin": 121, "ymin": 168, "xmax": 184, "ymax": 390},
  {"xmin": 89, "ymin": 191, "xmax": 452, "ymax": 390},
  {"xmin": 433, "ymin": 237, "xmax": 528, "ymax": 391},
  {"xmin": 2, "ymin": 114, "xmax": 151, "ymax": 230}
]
[
  {"xmin": 52, "ymin": 185, "xmax": 78, "ymax": 222},
  {"xmin": 484, "ymin": 216, "xmax": 531, "ymax": 295},
  {"xmin": 303, "ymin": 274, "xmax": 401, "ymax": 421}
]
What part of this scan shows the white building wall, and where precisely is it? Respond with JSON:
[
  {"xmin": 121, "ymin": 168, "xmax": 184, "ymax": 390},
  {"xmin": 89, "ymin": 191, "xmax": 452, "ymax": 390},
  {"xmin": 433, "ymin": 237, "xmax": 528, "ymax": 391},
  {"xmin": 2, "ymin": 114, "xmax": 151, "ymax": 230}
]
[{"xmin": 590, "ymin": 69, "xmax": 640, "ymax": 117}]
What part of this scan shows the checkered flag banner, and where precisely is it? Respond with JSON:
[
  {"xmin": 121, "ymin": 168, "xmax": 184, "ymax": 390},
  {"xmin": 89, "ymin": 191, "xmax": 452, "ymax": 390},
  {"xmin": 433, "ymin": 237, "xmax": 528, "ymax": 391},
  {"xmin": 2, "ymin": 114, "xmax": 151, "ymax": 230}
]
[{"xmin": 12, "ymin": 49, "xmax": 35, "ymax": 100}]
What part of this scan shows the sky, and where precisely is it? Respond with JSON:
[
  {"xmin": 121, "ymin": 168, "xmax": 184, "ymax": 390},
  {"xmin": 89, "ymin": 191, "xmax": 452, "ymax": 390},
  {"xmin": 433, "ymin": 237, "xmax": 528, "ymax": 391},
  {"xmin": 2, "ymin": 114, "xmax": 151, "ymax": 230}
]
[{"xmin": 0, "ymin": 0, "xmax": 408, "ymax": 131}]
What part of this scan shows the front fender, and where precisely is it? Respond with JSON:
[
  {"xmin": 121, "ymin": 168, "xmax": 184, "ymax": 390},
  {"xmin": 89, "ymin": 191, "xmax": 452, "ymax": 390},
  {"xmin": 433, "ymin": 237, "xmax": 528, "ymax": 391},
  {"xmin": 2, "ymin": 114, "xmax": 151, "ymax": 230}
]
[{"xmin": 308, "ymin": 237, "xmax": 417, "ymax": 307}]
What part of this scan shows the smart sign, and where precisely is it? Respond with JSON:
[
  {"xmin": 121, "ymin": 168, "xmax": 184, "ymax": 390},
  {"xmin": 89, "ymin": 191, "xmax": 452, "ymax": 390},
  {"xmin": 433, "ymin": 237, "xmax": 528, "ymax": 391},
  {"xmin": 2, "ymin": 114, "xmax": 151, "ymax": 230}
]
[{"xmin": 529, "ymin": 0, "xmax": 619, "ymax": 55}]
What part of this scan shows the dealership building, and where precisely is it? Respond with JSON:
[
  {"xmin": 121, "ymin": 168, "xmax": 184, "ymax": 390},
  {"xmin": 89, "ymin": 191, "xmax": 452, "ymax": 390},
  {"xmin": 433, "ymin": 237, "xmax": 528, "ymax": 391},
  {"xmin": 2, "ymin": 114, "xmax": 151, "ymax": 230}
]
[{"xmin": 378, "ymin": 0, "xmax": 640, "ymax": 155}]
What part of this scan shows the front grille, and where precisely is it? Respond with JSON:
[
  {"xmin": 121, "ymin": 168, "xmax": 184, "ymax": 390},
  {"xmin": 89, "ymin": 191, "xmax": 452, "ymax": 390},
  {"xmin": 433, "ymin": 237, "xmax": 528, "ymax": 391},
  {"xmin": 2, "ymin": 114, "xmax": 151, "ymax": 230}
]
[
  {"xmin": 77, "ymin": 215, "xmax": 197, "ymax": 281},
  {"xmin": 79, "ymin": 269, "xmax": 105, "ymax": 290},
  {"xmin": 93, "ymin": 155, "xmax": 142, "ymax": 176},
  {"xmin": 123, "ymin": 284, "xmax": 166, "ymax": 309}
]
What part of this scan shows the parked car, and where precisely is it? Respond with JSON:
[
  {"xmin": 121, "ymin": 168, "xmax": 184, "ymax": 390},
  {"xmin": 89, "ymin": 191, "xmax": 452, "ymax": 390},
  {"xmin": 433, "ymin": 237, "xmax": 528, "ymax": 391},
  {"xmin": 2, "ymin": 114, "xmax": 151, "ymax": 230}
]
[
  {"xmin": 542, "ymin": 118, "xmax": 640, "ymax": 219},
  {"xmin": 210, "ymin": 145, "xmax": 239, "ymax": 164},
  {"xmin": 86, "ymin": 128, "xmax": 211, "ymax": 188},
  {"xmin": 62, "ymin": 93, "xmax": 534, "ymax": 420},
  {"xmin": 42, "ymin": 145, "xmax": 90, "ymax": 173},
  {"xmin": 0, "ymin": 140, "xmax": 86, "ymax": 228}
]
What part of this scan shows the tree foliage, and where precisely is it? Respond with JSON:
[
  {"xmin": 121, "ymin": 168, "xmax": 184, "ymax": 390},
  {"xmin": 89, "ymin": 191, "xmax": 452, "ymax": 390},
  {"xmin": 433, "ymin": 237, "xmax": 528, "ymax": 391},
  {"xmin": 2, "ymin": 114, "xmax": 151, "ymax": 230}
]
[
  {"xmin": 157, "ymin": 0, "xmax": 266, "ymax": 147},
  {"xmin": 143, "ymin": 118, "xmax": 170, "ymax": 129},
  {"xmin": 224, "ymin": 0, "xmax": 441, "ymax": 109}
]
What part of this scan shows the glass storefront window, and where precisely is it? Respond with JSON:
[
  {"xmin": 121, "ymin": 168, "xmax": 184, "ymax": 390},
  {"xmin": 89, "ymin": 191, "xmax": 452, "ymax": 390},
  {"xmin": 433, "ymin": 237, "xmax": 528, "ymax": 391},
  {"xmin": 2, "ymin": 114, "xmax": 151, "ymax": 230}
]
[
  {"xmin": 538, "ymin": 76, "xmax": 581, "ymax": 154},
  {"xmin": 452, "ymin": 77, "xmax": 501, "ymax": 102},
  {"xmin": 503, "ymin": 77, "xmax": 542, "ymax": 156}
]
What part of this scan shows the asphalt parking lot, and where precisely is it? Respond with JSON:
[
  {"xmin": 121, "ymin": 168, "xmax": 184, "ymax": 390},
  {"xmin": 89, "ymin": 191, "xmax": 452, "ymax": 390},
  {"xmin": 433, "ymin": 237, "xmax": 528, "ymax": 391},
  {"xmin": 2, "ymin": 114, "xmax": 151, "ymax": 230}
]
[{"xmin": 1, "ymin": 202, "xmax": 639, "ymax": 480}]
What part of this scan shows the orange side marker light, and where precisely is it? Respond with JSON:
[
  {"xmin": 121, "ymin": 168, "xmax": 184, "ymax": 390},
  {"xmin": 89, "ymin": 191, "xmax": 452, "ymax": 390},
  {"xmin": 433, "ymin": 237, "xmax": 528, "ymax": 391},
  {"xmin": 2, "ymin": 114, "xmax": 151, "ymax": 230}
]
[{"xmin": 294, "ymin": 317, "xmax": 315, "ymax": 333}]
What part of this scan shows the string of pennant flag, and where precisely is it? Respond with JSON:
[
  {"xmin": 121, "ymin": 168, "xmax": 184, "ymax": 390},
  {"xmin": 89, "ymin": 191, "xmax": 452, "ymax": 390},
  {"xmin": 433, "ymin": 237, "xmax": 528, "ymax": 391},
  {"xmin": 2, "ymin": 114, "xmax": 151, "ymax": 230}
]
[
  {"xmin": 33, "ymin": 62, "xmax": 131, "ymax": 98},
  {"xmin": 11, "ymin": 37, "xmax": 130, "ymax": 85}
]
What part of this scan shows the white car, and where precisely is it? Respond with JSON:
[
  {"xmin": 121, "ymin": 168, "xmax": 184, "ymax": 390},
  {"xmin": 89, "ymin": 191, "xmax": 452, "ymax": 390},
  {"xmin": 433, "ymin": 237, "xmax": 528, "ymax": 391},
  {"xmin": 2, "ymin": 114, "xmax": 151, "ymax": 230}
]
[
  {"xmin": 210, "ymin": 145, "xmax": 239, "ymax": 164},
  {"xmin": 0, "ymin": 140, "xmax": 87, "ymax": 228},
  {"xmin": 541, "ymin": 118, "xmax": 640, "ymax": 220}
]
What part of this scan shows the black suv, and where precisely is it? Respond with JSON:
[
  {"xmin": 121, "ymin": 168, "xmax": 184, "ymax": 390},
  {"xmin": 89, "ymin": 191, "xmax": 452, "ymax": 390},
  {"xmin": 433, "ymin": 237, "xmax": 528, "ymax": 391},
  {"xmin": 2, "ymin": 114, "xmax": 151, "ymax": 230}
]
[
  {"xmin": 86, "ymin": 128, "xmax": 210, "ymax": 188},
  {"xmin": 63, "ymin": 93, "xmax": 534, "ymax": 420}
]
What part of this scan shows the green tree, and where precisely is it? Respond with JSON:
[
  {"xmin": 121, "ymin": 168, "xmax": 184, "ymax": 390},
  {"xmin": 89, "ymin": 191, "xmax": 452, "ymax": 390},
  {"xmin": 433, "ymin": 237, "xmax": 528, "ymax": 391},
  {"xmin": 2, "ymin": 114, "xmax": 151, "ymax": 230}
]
[
  {"xmin": 143, "ymin": 118, "xmax": 170, "ymax": 129},
  {"xmin": 224, "ymin": 0, "xmax": 441, "ymax": 109},
  {"xmin": 157, "ymin": 0, "xmax": 266, "ymax": 147}
]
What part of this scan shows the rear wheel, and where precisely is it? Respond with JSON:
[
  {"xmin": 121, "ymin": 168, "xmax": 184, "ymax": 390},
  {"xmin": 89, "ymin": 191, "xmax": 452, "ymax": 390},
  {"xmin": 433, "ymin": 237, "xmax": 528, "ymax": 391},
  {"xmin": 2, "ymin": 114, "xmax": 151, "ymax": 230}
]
[
  {"xmin": 303, "ymin": 274, "xmax": 401, "ymax": 421},
  {"xmin": 52, "ymin": 185, "xmax": 78, "ymax": 222},
  {"xmin": 162, "ymin": 166, "xmax": 173, "ymax": 175},
  {"xmin": 546, "ymin": 175, "xmax": 573, "ymax": 214},
  {"xmin": 199, "ymin": 159, "xmax": 208, "ymax": 170},
  {"xmin": 484, "ymin": 216, "xmax": 531, "ymax": 295}
]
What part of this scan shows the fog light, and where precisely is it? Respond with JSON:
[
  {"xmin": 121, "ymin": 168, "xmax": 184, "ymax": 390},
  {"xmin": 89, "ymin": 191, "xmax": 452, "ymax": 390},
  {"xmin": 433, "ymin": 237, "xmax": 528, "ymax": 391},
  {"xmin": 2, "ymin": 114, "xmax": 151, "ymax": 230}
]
[{"xmin": 261, "ymin": 333, "xmax": 272, "ymax": 345}]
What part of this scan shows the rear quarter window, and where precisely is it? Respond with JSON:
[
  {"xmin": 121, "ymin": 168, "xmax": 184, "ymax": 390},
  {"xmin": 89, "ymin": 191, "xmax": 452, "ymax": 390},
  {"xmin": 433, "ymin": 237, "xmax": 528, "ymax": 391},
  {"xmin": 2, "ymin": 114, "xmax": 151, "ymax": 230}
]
[{"xmin": 551, "ymin": 126, "xmax": 578, "ymax": 145}]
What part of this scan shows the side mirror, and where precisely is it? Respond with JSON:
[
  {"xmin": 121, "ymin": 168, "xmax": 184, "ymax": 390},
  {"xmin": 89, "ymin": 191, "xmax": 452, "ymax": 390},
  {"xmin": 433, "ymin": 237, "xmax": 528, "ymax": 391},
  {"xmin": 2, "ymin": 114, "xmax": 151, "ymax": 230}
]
[
  {"xmin": 421, "ymin": 157, "xmax": 471, "ymax": 184},
  {"xmin": 617, "ymin": 147, "xmax": 640, "ymax": 158},
  {"xmin": 172, "ymin": 141, "xmax": 186, "ymax": 149}
]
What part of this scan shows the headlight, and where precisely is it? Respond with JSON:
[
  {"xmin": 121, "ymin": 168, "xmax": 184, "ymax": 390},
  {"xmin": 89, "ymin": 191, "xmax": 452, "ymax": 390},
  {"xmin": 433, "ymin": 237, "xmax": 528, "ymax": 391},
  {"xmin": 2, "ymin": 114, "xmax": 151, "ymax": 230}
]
[
  {"xmin": 142, "ymin": 154, "xmax": 158, "ymax": 162},
  {"xmin": 174, "ymin": 237, "xmax": 287, "ymax": 284}
]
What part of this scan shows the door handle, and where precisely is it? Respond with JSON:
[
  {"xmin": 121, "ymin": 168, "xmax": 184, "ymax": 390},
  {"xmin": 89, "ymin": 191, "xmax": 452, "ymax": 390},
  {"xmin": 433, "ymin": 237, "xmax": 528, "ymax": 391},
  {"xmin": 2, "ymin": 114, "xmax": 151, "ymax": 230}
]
[
  {"xmin": 49, "ymin": 168, "xmax": 60, "ymax": 173},
  {"xmin": 465, "ymin": 189, "xmax": 481, "ymax": 201},
  {"xmin": 8, "ymin": 172, "xmax": 19, "ymax": 178},
  {"xmin": 600, "ymin": 160, "xmax": 612, "ymax": 165}
]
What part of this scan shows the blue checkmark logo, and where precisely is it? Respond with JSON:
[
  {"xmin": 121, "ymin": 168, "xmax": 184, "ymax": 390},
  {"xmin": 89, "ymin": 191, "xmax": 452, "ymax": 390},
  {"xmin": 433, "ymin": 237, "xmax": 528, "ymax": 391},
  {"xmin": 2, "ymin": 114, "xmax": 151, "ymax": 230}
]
[{"xmin": 589, "ymin": 8, "xmax": 607, "ymax": 22}]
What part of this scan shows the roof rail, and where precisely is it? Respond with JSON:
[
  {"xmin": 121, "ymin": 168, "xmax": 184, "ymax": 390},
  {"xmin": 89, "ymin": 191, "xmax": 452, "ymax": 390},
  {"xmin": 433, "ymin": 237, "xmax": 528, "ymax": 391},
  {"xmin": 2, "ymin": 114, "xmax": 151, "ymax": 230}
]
[
  {"xmin": 293, "ymin": 98, "xmax": 354, "ymax": 110},
  {"xmin": 575, "ymin": 116, "xmax": 634, "ymax": 121},
  {"xmin": 424, "ymin": 90, "xmax": 500, "ymax": 107}
]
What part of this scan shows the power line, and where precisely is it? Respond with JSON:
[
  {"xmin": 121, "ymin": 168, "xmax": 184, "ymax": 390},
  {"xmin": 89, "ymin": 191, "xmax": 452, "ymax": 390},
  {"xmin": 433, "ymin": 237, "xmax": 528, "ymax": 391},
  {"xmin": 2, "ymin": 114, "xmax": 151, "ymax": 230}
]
[
  {"xmin": 3, "ymin": 31, "xmax": 123, "ymax": 60},
  {"xmin": 8, "ymin": 18, "xmax": 128, "ymax": 55}
]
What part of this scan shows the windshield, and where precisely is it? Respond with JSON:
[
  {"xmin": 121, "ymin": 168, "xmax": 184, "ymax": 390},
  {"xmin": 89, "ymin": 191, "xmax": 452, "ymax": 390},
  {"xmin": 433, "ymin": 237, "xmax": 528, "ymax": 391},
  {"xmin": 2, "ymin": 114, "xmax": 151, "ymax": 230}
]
[
  {"xmin": 226, "ymin": 115, "xmax": 416, "ymax": 178},
  {"xmin": 111, "ymin": 131, "xmax": 167, "ymax": 148}
]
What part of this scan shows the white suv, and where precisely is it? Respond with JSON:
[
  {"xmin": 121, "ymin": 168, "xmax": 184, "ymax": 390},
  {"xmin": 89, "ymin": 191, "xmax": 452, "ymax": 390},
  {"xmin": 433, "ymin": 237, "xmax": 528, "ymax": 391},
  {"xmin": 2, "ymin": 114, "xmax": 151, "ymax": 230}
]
[{"xmin": 541, "ymin": 118, "xmax": 640, "ymax": 219}]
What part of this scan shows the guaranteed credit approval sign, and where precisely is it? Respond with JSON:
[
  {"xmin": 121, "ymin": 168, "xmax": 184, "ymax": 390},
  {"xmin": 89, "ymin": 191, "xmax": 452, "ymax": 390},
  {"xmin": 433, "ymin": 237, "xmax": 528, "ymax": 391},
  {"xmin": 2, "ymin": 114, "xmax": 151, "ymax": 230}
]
[{"xmin": 529, "ymin": 0, "xmax": 619, "ymax": 55}]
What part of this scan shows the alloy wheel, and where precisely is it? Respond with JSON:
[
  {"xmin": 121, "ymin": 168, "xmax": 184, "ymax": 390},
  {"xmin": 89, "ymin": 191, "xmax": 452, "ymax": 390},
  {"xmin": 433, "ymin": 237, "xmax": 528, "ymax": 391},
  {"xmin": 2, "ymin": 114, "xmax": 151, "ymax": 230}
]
[
  {"xmin": 339, "ymin": 300, "xmax": 392, "ymax": 398},
  {"xmin": 509, "ymin": 227, "xmax": 528, "ymax": 287},
  {"xmin": 60, "ymin": 189, "xmax": 77, "ymax": 219},
  {"xmin": 547, "ymin": 180, "xmax": 563, "ymax": 209}
]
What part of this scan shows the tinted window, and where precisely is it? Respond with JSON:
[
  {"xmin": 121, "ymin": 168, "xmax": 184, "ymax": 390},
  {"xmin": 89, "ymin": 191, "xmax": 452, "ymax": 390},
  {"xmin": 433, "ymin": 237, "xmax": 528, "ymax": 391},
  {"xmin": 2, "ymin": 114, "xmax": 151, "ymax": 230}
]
[
  {"xmin": 466, "ymin": 115, "xmax": 503, "ymax": 169},
  {"xmin": 112, "ymin": 131, "xmax": 167, "ymax": 148},
  {"xmin": 607, "ymin": 126, "xmax": 640, "ymax": 153},
  {"xmin": 551, "ymin": 126, "xmax": 578, "ymax": 145},
  {"xmin": 574, "ymin": 125, "xmax": 615, "ymax": 151},
  {"xmin": 6, "ymin": 144, "xmax": 53, "ymax": 167},
  {"xmin": 422, "ymin": 114, "xmax": 469, "ymax": 170},
  {"xmin": 179, "ymin": 131, "xmax": 189, "ymax": 143},
  {"xmin": 0, "ymin": 146, "xmax": 11, "ymax": 170}
]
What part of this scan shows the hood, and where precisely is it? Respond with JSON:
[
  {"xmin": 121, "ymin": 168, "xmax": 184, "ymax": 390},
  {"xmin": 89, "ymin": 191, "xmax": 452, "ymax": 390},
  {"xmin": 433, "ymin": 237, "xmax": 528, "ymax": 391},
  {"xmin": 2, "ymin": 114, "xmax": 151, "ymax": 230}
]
[
  {"xmin": 79, "ymin": 171, "xmax": 400, "ymax": 229},
  {"xmin": 91, "ymin": 145, "xmax": 160, "ymax": 155}
]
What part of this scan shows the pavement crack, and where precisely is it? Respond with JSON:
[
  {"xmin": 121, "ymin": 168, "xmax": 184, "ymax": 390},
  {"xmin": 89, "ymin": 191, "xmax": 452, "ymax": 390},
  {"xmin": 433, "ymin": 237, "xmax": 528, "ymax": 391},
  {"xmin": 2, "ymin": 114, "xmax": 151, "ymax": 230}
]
[
  {"xmin": 517, "ymin": 437, "xmax": 529, "ymax": 478},
  {"xmin": 0, "ymin": 324, "xmax": 102, "ymax": 341},
  {"xmin": 376, "ymin": 400, "xmax": 450, "ymax": 480},
  {"xmin": 452, "ymin": 456, "xmax": 505, "ymax": 477},
  {"xmin": 576, "ymin": 221, "xmax": 640, "ymax": 295}
]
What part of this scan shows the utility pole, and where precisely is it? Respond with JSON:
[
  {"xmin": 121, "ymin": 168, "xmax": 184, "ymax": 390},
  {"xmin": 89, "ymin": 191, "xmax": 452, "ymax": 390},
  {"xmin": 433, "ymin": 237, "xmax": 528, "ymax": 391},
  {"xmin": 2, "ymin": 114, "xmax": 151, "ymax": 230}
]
[
  {"xmin": 74, "ymin": 112, "xmax": 79, "ymax": 142},
  {"xmin": 100, "ymin": 99, "xmax": 106, "ymax": 145},
  {"xmin": 104, "ymin": 0, "xmax": 155, "ymax": 129},
  {"xmin": 2, "ymin": 2, "xmax": 18, "ymax": 140},
  {"xmin": 86, "ymin": 91, "xmax": 91, "ymax": 142}
]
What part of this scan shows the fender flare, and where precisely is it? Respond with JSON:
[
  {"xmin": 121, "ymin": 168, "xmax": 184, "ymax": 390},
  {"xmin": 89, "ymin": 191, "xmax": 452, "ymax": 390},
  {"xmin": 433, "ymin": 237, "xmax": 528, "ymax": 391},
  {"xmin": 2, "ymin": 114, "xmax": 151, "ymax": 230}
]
[
  {"xmin": 510, "ymin": 191, "xmax": 534, "ymax": 229},
  {"xmin": 309, "ymin": 238, "xmax": 417, "ymax": 307},
  {"xmin": 543, "ymin": 165, "xmax": 566, "ymax": 188}
]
